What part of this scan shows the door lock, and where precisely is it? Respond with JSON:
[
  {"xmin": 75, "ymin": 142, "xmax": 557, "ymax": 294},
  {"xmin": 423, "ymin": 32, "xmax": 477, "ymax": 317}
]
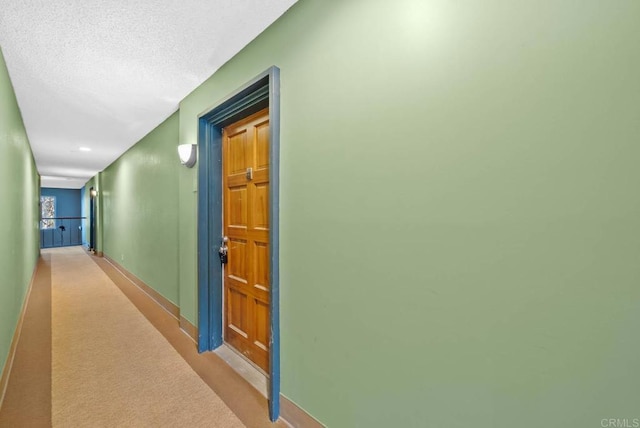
[{"xmin": 218, "ymin": 236, "xmax": 228, "ymax": 264}]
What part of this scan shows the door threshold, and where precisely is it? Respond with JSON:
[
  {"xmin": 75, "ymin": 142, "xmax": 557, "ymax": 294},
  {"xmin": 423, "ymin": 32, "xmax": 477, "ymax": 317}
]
[{"xmin": 214, "ymin": 344, "xmax": 268, "ymax": 398}]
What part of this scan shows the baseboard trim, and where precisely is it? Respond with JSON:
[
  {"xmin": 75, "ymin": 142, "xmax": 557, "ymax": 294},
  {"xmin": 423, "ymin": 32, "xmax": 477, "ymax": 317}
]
[
  {"xmin": 180, "ymin": 316, "xmax": 198, "ymax": 343},
  {"xmin": 90, "ymin": 253, "xmax": 275, "ymax": 427},
  {"xmin": 96, "ymin": 253, "xmax": 320, "ymax": 427},
  {"xmin": 280, "ymin": 395, "xmax": 325, "ymax": 428},
  {"xmin": 82, "ymin": 246, "xmax": 103, "ymax": 258},
  {"xmin": 0, "ymin": 258, "xmax": 40, "ymax": 409},
  {"xmin": 103, "ymin": 255, "xmax": 179, "ymax": 320}
]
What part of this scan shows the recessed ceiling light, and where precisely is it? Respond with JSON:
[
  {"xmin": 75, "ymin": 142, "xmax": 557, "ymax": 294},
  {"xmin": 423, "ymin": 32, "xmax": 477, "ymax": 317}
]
[{"xmin": 78, "ymin": 147, "xmax": 91, "ymax": 152}]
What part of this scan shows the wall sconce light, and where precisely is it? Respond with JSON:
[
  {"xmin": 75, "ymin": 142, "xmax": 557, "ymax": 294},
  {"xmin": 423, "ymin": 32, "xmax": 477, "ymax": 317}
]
[
  {"xmin": 90, "ymin": 187, "xmax": 98, "ymax": 198},
  {"xmin": 178, "ymin": 144, "xmax": 197, "ymax": 168}
]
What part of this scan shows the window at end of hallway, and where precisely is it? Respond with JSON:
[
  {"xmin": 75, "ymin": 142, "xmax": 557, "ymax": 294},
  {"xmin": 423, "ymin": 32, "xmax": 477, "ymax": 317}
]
[{"xmin": 41, "ymin": 196, "xmax": 55, "ymax": 229}]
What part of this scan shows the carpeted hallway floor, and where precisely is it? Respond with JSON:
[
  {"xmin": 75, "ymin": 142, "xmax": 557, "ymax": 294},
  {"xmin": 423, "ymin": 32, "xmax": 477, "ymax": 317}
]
[{"xmin": 0, "ymin": 246, "xmax": 281, "ymax": 427}]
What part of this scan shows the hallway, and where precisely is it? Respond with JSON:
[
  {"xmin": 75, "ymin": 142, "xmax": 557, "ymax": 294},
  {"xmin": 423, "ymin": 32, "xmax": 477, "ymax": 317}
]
[
  {"xmin": 0, "ymin": 247, "xmax": 281, "ymax": 427},
  {"xmin": 2, "ymin": 1, "xmax": 639, "ymax": 425}
]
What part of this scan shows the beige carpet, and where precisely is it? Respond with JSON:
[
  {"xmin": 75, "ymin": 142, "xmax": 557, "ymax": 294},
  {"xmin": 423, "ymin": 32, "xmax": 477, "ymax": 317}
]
[{"xmin": 49, "ymin": 246, "xmax": 245, "ymax": 427}]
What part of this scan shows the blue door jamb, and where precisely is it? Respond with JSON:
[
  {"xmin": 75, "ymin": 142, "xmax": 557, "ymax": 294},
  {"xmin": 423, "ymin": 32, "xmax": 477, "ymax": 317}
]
[{"xmin": 197, "ymin": 67, "xmax": 281, "ymax": 421}]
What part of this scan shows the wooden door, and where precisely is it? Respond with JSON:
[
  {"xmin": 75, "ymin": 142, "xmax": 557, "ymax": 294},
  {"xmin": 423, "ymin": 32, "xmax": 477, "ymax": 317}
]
[{"xmin": 222, "ymin": 108, "xmax": 270, "ymax": 372}]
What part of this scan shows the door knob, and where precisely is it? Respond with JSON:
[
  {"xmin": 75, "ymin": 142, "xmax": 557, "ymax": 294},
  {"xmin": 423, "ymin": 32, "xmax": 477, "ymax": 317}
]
[{"xmin": 219, "ymin": 236, "xmax": 228, "ymax": 264}]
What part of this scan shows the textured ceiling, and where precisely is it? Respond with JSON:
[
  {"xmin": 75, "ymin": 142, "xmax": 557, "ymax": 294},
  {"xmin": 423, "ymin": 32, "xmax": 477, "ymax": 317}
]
[{"xmin": 0, "ymin": 0, "xmax": 297, "ymax": 189}]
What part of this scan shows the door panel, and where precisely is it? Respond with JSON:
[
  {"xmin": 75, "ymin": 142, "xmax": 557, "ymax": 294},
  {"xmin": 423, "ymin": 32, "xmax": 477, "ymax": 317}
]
[
  {"xmin": 254, "ymin": 242, "xmax": 269, "ymax": 290},
  {"xmin": 253, "ymin": 183, "xmax": 269, "ymax": 229},
  {"xmin": 254, "ymin": 299, "xmax": 270, "ymax": 351},
  {"xmin": 227, "ymin": 238, "xmax": 247, "ymax": 283},
  {"xmin": 223, "ymin": 108, "xmax": 270, "ymax": 372},
  {"xmin": 228, "ymin": 188, "xmax": 248, "ymax": 228},
  {"xmin": 228, "ymin": 131, "xmax": 249, "ymax": 174},
  {"xmin": 228, "ymin": 287, "xmax": 248, "ymax": 338},
  {"xmin": 256, "ymin": 121, "xmax": 269, "ymax": 168}
]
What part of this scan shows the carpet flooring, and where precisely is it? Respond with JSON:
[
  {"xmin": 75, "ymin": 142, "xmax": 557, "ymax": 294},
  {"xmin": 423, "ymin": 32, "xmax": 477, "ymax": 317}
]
[
  {"xmin": 49, "ymin": 246, "xmax": 245, "ymax": 427},
  {"xmin": 0, "ymin": 246, "xmax": 269, "ymax": 427}
]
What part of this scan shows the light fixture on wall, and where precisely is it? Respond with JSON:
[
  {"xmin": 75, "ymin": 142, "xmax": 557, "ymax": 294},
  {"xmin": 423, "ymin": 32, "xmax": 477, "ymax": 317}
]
[
  {"xmin": 90, "ymin": 188, "xmax": 98, "ymax": 198},
  {"xmin": 178, "ymin": 144, "xmax": 197, "ymax": 168}
]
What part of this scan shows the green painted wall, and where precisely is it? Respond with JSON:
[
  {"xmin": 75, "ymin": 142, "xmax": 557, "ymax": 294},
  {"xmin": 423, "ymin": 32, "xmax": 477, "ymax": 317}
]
[
  {"xmin": 94, "ymin": 112, "xmax": 180, "ymax": 305},
  {"xmin": 178, "ymin": 0, "xmax": 640, "ymax": 426},
  {"xmin": 0, "ymin": 47, "xmax": 40, "ymax": 377},
  {"xmin": 177, "ymin": 148, "xmax": 198, "ymax": 324}
]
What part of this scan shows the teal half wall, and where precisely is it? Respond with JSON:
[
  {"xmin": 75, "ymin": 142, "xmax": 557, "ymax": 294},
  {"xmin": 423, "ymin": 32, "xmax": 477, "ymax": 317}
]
[
  {"xmin": 177, "ymin": 0, "xmax": 640, "ymax": 426},
  {"xmin": 40, "ymin": 187, "xmax": 82, "ymax": 248},
  {"xmin": 0, "ymin": 47, "xmax": 40, "ymax": 378}
]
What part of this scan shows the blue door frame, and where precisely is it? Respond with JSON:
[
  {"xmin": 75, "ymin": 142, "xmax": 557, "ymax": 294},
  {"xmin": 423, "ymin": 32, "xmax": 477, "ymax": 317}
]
[{"xmin": 197, "ymin": 67, "xmax": 281, "ymax": 421}]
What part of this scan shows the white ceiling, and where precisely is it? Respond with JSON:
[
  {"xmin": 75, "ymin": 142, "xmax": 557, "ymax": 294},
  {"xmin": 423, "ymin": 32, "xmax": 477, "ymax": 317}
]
[{"xmin": 0, "ymin": 0, "xmax": 297, "ymax": 189}]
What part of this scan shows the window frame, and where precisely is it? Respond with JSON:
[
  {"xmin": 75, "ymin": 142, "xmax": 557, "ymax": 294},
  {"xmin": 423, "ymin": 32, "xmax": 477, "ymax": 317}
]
[{"xmin": 40, "ymin": 196, "xmax": 56, "ymax": 229}]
